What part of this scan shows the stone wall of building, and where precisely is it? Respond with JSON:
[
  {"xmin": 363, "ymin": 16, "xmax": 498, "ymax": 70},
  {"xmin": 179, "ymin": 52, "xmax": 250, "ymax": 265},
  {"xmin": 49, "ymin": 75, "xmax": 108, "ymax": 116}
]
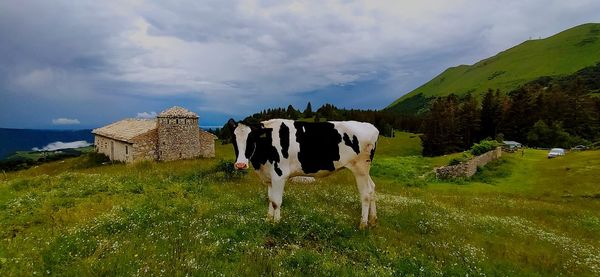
[
  {"xmin": 157, "ymin": 117, "xmax": 201, "ymax": 161},
  {"xmin": 94, "ymin": 135, "xmax": 134, "ymax": 163},
  {"xmin": 435, "ymin": 147, "xmax": 502, "ymax": 179},
  {"xmin": 199, "ymin": 131, "xmax": 216, "ymax": 158},
  {"xmin": 131, "ymin": 129, "xmax": 158, "ymax": 162}
]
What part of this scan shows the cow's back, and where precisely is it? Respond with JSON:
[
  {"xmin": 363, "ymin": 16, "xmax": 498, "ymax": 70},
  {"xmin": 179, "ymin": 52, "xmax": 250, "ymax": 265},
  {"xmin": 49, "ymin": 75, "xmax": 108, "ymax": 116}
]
[
  {"xmin": 259, "ymin": 119, "xmax": 378, "ymax": 177},
  {"xmin": 331, "ymin": 121, "xmax": 379, "ymax": 152}
]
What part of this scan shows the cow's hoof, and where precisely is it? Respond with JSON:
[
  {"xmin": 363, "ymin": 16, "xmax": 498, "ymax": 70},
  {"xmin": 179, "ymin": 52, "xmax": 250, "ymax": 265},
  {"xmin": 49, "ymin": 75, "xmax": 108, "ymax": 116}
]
[
  {"xmin": 265, "ymin": 215, "xmax": 274, "ymax": 222},
  {"xmin": 368, "ymin": 217, "xmax": 378, "ymax": 226},
  {"xmin": 359, "ymin": 222, "xmax": 368, "ymax": 230}
]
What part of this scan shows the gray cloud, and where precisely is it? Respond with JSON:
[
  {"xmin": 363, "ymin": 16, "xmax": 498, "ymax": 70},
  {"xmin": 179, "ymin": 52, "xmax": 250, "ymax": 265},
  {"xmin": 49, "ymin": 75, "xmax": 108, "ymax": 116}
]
[{"xmin": 1, "ymin": 0, "xmax": 599, "ymax": 128}]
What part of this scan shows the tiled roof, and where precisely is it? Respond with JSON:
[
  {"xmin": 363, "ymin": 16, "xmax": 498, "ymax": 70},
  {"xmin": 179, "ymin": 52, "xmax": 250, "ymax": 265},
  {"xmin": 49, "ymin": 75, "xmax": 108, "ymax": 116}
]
[
  {"xmin": 92, "ymin": 119, "xmax": 156, "ymax": 142},
  {"xmin": 199, "ymin": 129, "xmax": 218, "ymax": 140},
  {"xmin": 158, "ymin": 106, "xmax": 198, "ymax": 118}
]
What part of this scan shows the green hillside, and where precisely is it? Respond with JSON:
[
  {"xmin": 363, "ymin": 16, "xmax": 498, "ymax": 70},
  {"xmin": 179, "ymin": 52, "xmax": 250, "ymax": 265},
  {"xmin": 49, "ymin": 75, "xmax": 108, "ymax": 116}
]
[{"xmin": 387, "ymin": 23, "xmax": 600, "ymax": 113}]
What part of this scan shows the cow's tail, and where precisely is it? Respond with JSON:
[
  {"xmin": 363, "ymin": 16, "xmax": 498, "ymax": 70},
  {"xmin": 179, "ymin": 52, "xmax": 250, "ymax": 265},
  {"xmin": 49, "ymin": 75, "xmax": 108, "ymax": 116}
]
[
  {"xmin": 368, "ymin": 142, "xmax": 377, "ymax": 162},
  {"xmin": 367, "ymin": 124, "xmax": 379, "ymax": 163}
]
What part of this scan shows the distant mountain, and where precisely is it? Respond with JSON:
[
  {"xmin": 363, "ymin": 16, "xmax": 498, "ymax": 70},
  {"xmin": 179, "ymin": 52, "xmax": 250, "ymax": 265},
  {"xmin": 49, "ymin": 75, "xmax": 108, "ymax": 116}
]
[
  {"xmin": 387, "ymin": 23, "xmax": 600, "ymax": 114},
  {"xmin": 0, "ymin": 128, "xmax": 93, "ymax": 159}
]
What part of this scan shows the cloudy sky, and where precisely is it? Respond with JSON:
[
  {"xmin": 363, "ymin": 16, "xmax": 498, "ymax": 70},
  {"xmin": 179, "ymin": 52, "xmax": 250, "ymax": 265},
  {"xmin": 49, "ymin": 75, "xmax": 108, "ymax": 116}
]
[{"xmin": 1, "ymin": 0, "xmax": 599, "ymax": 129}]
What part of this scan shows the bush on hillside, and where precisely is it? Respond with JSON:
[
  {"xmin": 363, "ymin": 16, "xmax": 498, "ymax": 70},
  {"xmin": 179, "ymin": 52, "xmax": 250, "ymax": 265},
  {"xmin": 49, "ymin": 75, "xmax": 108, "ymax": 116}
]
[
  {"xmin": 74, "ymin": 152, "xmax": 111, "ymax": 169},
  {"xmin": 470, "ymin": 139, "xmax": 499, "ymax": 156},
  {"xmin": 447, "ymin": 152, "xmax": 473, "ymax": 166},
  {"xmin": 0, "ymin": 156, "xmax": 34, "ymax": 172},
  {"xmin": 527, "ymin": 120, "xmax": 590, "ymax": 148}
]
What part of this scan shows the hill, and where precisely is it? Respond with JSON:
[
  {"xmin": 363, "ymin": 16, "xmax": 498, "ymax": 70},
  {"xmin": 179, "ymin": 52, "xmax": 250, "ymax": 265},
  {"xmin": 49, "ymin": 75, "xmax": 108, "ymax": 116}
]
[
  {"xmin": 1, "ymin": 134, "xmax": 599, "ymax": 275},
  {"xmin": 387, "ymin": 23, "xmax": 600, "ymax": 114},
  {"xmin": 0, "ymin": 146, "xmax": 96, "ymax": 172},
  {"xmin": 0, "ymin": 128, "xmax": 93, "ymax": 159}
]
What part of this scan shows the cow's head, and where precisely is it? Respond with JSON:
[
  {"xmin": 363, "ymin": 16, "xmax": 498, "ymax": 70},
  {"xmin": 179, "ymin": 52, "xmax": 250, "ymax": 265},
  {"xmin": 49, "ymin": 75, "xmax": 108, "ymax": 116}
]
[{"xmin": 227, "ymin": 119, "xmax": 260, "ymax": 170}]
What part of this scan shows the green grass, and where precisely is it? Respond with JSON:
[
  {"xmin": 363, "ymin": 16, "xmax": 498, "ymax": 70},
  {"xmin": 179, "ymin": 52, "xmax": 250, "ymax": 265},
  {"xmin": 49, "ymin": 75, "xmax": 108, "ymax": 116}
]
[
  {"xmin": 1, "ymin": 134, "xmax": 599, "ymax": 275},
  {"xmin": 375, "ymin": 132, "xmax": 423, "ymax": 157},
  {"xmin": 388, "ymin": 23, "xmax": 600, "ymax": 113}
]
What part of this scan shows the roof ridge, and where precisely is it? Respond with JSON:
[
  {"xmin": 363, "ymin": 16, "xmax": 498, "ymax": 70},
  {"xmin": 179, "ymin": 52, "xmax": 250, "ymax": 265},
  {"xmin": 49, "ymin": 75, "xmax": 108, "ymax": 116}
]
[{"xmin": 158, "ymin": 106, "xmax": 198, "ymax": 118}]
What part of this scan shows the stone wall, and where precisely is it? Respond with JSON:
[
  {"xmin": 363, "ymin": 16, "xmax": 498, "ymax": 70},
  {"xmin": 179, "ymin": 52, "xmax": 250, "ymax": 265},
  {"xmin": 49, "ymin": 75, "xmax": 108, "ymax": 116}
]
[
  {"xmin": 131, "ymin": 129, "xmax": 158, "ymax": 162},
  {"xmin": 94, "ymin": 135, "xmax": 134, "ymax": 163},
  {"xmin": 157, "ymin": 117, "xmax": 201, "ymax": 161},
  {"xmin": 435, "ymin": 147, "xmax": 502, "ymax": 179},
  {"xmin": 199, "ymin": 131, "xmax": 216, "ymax": 158}
]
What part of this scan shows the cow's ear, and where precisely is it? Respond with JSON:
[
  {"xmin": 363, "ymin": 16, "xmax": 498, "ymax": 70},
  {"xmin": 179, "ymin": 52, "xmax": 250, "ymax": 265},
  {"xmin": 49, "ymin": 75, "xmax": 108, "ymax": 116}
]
[
  {"xmin": 240, "ymin": 118, "xmax": 261, "ymax": 131},
  {"xmin": 227, "ymin": 118, "xmax": 237, "ymax": 130},
  {"xmin": 249, "ymin": 123, "xmax": 262, "ymax": 132}
]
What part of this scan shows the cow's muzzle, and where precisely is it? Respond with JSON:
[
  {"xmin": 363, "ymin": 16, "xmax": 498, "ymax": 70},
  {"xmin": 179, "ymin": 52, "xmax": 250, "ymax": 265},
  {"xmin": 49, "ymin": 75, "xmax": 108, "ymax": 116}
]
[{"xmin": 234, "ymin": 162, "xmax": 249, "ymax": 170}]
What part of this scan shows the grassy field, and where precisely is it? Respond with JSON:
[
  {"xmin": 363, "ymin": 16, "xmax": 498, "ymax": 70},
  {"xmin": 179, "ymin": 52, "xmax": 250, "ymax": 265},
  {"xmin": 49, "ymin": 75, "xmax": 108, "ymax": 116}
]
[
  {"xmin": 1, "ymin": 133, "xmax": 599, "ymax": 276},
  {"xmin": 387, "ymin": 23, "xmax": 600, "ymax": 113}
]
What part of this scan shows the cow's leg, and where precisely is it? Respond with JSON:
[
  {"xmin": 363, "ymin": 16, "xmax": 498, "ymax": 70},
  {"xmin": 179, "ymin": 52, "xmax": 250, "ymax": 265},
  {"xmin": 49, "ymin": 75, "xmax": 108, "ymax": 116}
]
[
  {"xmin": 353, "ymin": 173, "xmax": 372, "ymax": 229},
  {"xmin": 368, "ymin": 176, "xmax": 377, "ymax": 225},
  {"xmin": 267, "ymin": 184, "xmax": 275, "ymax": 221},
  {"xmin": 269, "ymin": 178, "xmax": 286, "ymax": 222},
  {"xmin": 348, "ymin": 156, "xmax": 375, "ymax": 229}
]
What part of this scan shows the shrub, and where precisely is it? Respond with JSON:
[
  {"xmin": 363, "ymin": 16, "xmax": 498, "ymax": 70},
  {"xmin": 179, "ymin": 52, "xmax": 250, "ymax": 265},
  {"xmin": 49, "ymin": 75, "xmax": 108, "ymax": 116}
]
[
  {"xmin": 74, "ymin": 152, "xmax": 111, "ymax": 169},
  {"xmin": 213, "ymin": 159, "xmax": 247, "ymax": 180},
  {"xmin": 470, "ymin": 139, "xmax": 498, "ymax": 156},
  {"xmin": 448, "ymin": 158, "xmax": 462, "ymax": 166},
  {"xmin": 527, "ymin": 120, "xmax": 591, "ymax": 148},
  {"xmin": 0, "ymin": 156, "xmax": 35, "ymax": 172},
  {"xmin": 448, "ymin": 152, "xmax": 473, "ymax": 166}
]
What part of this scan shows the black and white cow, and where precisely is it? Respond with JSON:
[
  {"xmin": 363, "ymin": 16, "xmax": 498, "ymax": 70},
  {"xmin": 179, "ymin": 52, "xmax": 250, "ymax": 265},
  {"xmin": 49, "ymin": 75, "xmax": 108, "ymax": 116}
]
[{"xmin": 227, "ymin": 119, "xmax": 379, "ymax": 228}]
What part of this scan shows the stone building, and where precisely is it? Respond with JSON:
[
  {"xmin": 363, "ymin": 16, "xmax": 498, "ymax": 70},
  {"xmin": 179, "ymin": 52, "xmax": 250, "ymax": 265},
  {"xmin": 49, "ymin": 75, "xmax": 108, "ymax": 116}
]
[{"xmin": 92, "ymin": 107, "xmax": 217, "ymax": 163}]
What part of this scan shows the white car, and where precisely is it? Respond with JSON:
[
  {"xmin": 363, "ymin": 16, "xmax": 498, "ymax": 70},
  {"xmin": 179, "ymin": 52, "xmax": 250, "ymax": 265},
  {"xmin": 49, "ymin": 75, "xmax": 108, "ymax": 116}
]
[
  {"xmin": 548, "ymin": 148, "xmax": 565, "ymax": 158},
  {"xmin": 571, "ymin": 145, "xmax": 589, "ymax": 151}
]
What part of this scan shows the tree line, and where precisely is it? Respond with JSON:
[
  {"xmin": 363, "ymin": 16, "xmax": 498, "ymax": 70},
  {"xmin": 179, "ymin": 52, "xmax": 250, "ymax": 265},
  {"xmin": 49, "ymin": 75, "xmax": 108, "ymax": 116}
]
[
  {"xmin": 212, "ymin": 63, "xmax": 600, "ymax": 156},
  {"xmin": 421, "ymin": 63, "xmax": 600, "ymax": 156},
  {"xmin": 212, "ymin": 102, "xmax": 421, "ymax": 142}
]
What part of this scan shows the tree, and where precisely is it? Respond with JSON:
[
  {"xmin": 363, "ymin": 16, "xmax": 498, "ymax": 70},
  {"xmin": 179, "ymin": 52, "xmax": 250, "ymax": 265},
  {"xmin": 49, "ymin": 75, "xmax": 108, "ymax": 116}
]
[
  {"xmin": 480, "ymin": 89, "xmax": 503, "ymax": 139},
  {"xmin": 286, "ymin": 105, "xmax": 300, "ymax": 120},
  {"xmin": 563, "ymin": 78, "xmax": 597, "ymax": 139},
  {"xmin": 459, "ymin": 93, "xmax": 481, "ymax": 148},
  {"xmin": 527, "ymin": 120, "xmax": 586, "ymax": 148},
  {"xmin": 421, "ymin": 94, "xmax": 462, "ymax": 156},
  {"xmin": 504, "ymin": 86, "xmax": 536, "ymax": 142},
  {"xmin": 526, "ymin": 120, "xmax": 552, "ymax": 147},
  {"xmin": 480, "ymin": 90, "xmax": 495, "ymax": 139},
  {"xmin": 303, "ymin": 102, "xmax": 313, "ymax": 118}
]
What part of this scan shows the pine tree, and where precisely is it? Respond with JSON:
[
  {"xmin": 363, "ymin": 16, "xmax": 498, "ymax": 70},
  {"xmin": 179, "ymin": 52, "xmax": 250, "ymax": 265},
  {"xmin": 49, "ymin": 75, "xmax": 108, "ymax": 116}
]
[
  {"xmin": 286, "ymin": 105, "xmax": 300, "ymax": 120},
  {"xmin": 421, "ymin": 94, "xmax": 462, "ymax": 156},
  {"xmin": 459, "ymin": 93, "xmax": 481, "ymax": 148},
  {"xmin": 564, "ymin": 78, "xmax": 596, "ymax": 139},
  {"xmin": 505, "ymin": 86, "xmax": 536, "ymax": 142},
  {"xmin": 481, "ymin": 89, "xmax": 503, "ymax": 139},
  {"xmin": 303, "ymin": 102, "xmax": 313, "ymax": 118}
]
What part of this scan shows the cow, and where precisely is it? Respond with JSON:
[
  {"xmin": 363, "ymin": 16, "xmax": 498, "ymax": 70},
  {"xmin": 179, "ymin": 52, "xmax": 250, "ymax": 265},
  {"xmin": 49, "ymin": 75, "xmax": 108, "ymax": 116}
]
[{"xmin": 227, "ymin": 118, "xmax": 379, "ymax": 228}]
